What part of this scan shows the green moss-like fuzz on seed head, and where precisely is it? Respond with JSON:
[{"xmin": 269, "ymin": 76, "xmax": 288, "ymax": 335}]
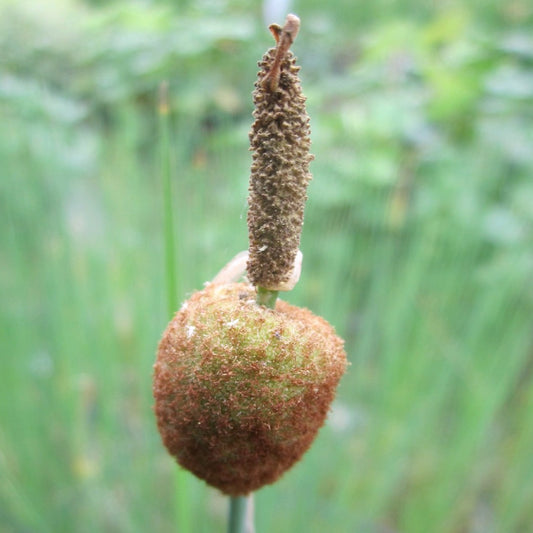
[{"xmin": 153, "ymin": 282, "xmax": 347, "ymax": 495}]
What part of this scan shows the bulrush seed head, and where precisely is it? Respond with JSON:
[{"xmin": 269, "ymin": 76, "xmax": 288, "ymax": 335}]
[
  {"xmin": 247, "ymin": 14, "xmax": 313, "ymax": 290},
  {"xmin": 153, "ymin": 282, "xmax": 347, "ymax": 495}
]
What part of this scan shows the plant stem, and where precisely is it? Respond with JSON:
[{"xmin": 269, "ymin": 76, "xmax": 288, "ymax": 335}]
[
  {"xmin": 159, "ymin": 81, "xmax": 178, "ymax": 317},
  {"xmin": 158, "ymin": 81, "xmax": 192, "ymax": 533},
  {"xmin": 228, "ymin": 495, "xmax": 254, "ymax": 533},
  {"xmin": 256, "ymin": 286, "xmax": 279, "ymax": 309}
]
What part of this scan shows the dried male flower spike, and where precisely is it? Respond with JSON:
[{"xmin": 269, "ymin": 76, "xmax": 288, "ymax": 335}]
[{"xmin": 247, "ymin": 13, "xmax": 313, "ymax": 291}]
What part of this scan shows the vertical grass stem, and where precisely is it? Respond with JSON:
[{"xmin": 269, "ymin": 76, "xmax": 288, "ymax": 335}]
[
  {"xmin": 159, "ymin": 81, "xmax": 178, "ymax": 317},
  {"xmin": 158, "ymin": 81, "xmax": 192, "ymax": 533}
]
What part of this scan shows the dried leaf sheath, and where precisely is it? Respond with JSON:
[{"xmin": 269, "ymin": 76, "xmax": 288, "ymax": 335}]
[{"xmin": 246, "ymin": 47, "xmax": 313, "ymax": 290}]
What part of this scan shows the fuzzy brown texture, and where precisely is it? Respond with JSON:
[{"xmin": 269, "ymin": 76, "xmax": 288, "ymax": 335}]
[
  {"xmin": 246, "ymin": 48, "xmax": 313, "ymax": 290},
  {"xmin": 153, "ymin": 282, "xmax": 346, "ymax": 495}
]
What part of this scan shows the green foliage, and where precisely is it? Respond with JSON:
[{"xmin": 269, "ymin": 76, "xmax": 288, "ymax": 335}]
[{"xmin": 1, "ymin": 0, "xmax": 533, "ymax": 531}]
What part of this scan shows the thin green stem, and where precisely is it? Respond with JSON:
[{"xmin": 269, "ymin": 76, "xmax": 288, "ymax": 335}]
[
  {"xmin": 158, "ymin": 81, "xmax": 192, "ymax": 533},
  {"xmin": 159, "ymin": 81, "xmax": 178, "ymax": 317},
  {"xmin": 256, "ymin": 286, "xmax": 279, "ymax": 309},
  {"xmin": 228, "ymin": 496, "xmax": 253, "ymax": 533}
]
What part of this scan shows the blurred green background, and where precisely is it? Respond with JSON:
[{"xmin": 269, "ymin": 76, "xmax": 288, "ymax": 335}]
[{"xmin": 1, "ymin": 0, "xmax": 533, "ymax": 531}]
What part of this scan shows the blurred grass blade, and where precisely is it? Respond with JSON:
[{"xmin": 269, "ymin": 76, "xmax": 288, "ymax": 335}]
[
  {"xmin": 159, "ymin": 81, "xmax": 179, "ymax": 316},
  {"xmin": 158, "ymin": 80, "xmax": 192, "ymax": 533}
]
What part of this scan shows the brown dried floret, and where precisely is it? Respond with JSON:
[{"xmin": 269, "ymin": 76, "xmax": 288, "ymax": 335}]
[{"xmin": 153, "ymin": 282, "xmax": 346, "ymax": 495}]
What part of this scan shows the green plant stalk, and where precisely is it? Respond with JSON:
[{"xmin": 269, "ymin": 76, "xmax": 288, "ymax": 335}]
[
  {"xmin": 159, "ymin": 82, "xmax": 178, "ymax": 318},
  {"xmin": 158, "ymin": 81, "xmax": 192, "ymax": 533},
  {"xmin": 256, "ymin": 286, "xmax": 279, "ymax": 309},
  {"xmin": 228, "ymin": 496, "xmax": 251, "ymax": 533}
]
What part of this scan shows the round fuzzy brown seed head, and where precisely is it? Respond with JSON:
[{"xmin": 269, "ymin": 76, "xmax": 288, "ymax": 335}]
[{"xmin": 153, "ymin": 282, "xmax": 347, "ymax": 495}]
